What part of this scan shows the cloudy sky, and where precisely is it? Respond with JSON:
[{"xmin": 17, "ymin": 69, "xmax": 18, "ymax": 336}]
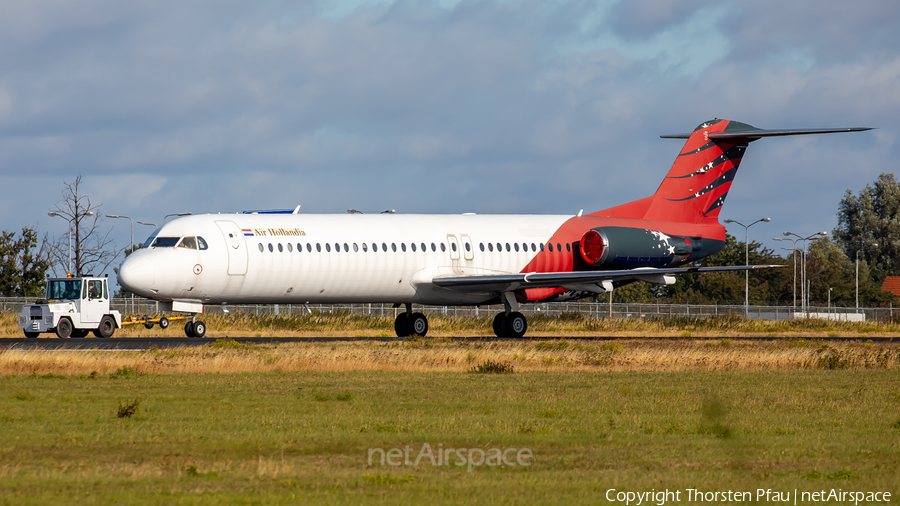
[{"xmin": 1, "ymin": 0, "xmax": 897, "ymax": 277}]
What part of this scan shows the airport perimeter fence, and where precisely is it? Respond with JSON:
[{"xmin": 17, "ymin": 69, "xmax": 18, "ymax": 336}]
[{"xmin": 1, "ymin": 297, "xmax": 898, "ymax": 322}]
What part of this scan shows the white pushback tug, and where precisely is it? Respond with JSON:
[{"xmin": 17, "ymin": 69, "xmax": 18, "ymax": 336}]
[
  {"xmin": 17, "ymin": 275, "xmax": 198, "ymax": 338},
  {"xmin": 18, "ymin": 276, "xmax": 122, "ymax": 338}
]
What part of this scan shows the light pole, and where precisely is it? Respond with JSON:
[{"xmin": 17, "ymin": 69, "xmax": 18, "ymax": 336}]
[
  {"xmin": 163, "ymin": 212, "xmax": 192, "ymax": 224},
  {"xmin": 106, "ymin": 214, "xmax": 134, "ymax": 314},
  {"xmin": 783, "ymin": 231, "xmax": 827, "ymax": 315},
  {"xmin": 828, "ymin": 287, "xmax": 833, "ymax": 311},
  {"xmin": 773, "ymin": 237, "xmax": 801, "ymax": 309},
  {"xmin": 724, "ymin": 218, "xmax": 771, "ymax": 315},
  {"xmin": 48, "ymin": 210, "xmax": 93, "ymax": 275},
  {"xmin": 856, "ymin": 242, "xmax": 877, "ymax": 310},
  {"xmin": 105, "ymin": 215, "xmax": 134, "ymax": 255},
  {"xmin": 135, "ymin": 221, "xmax": 159, "ymax": 313},
  {"xmin": 775, "ymin": 242, "xmax": 799, "ymax": 308}
]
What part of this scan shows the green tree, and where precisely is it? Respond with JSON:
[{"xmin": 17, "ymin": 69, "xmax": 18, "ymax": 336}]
[
  {"xmin": 834, "ymin": 173, "xmax": 900, "ymax": 282},
  {"xmin": 661, "ymin": 234, "xmax": 790, "ymax": 304},
  {"xmin": 612, "ymin": 234, "xmax": 791, "ymax": 304},
  {"xmin": 0, "ymin": 227, "xmax": 51, "ymax": 296},
  {"xmin": 806, "ymin": 237, "xmax": 894, "ymax": 306}
]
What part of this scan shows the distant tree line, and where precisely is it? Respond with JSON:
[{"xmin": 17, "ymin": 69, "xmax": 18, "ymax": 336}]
[{"xmin": 614, "ymin": 173, "xmax": 900, "ymax": 306}]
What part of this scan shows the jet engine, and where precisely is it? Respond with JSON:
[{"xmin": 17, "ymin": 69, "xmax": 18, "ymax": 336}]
[{"xmin": 578, "ymin": 227, "xmax": 698, "ymax": 269}]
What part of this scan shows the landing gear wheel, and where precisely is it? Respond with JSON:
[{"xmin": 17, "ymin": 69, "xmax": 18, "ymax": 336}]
[
  {"xmin": 394, "ymin": 313, "xmax": 409, "ymax": 337},
  {"xmin": 96, "ymin": 315, "xmax": 116, "ymax": 338},
  {"xmin": 506, "ymin": 312, "xmax": 528, "ymax": 338},
  {"xmin": 72, "ymin": 329, "xmax": 90, "ymax": 338},
  {"xmin": 192, "ymin": 321, "xmax": 206, "ymax": 338},
  {"xmin": 56, "ymin": 317, "xmax": 73, "ymax": 338},
  {"xmin": 184, "ymin": 321, "xmax": 195, "ymax": 338},
  {"xmin": 493, "ymin": 313, "xmax": 506, "ymax": 337},
  {"xmin": 24, "ymin": 331, "xmax": 39, "ymax": 338},
  {"xmin": 159, "ymin": 317, "xmax": 169, "ymax": 329},
  {"xmin": 405, "ymin": 312, "xmax": 428, "ymax": 337}
]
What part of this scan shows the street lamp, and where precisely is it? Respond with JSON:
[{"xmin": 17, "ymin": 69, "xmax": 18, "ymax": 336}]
[
  {"xmin": 724, "ymin": 217, "xmax": 771, "ymax": 315},
  {"xmin": 48, "ymin": 210, "xmax": 93, "ymax": 275},
  {"xmin": 783, "ymin": 231, "xmax": 828, "ymax": 315},
  {"xmin": 773, "ymin": 237, "xmax": 801, "ymax": 309},
  {"xmin": 856, "ymin": 242, "xmax": 878, "ymax": 310},
  {"xmin": 106, "ymin": 214, "xmax": 134, "ymax": 314},
  {"xmin": 163, "ymin": 212, "xmax": 192, "ymax": 224},
  {"xmin": 137, "ymin": 221, "xmax": 158, "ymax": 230},
  {"xmin": 105, "ymin": 215, "xmax": 134, "ymax": 254}
]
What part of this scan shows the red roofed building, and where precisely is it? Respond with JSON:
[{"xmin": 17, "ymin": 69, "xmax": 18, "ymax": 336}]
[{"xmin": 880, "ymin": 276, "xmax": 900, "ymax": 298}]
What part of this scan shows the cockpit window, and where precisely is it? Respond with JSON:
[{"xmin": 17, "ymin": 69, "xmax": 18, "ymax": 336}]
[
  {"xmin": 142, "ymin": 229, "xmax": 161, "ymax": 248},
  {"xmin": 46, "ymin": 280, "xmax": 82, "ymax": 300},
  {"xmin": 179, "ymin": 237, "xmax": 197, "ymax": 249},
  {"xmin": 198, "ymin": 236, "xmax": 208, "ymax": 250},
  {"xmin": 151, "ymin": 237, "xmax": 180, "ymax": 248}
]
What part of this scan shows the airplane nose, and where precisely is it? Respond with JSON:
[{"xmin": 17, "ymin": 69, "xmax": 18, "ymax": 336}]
[{"xmin": 118, "ymin": 256, "xmax": 155, "ymax": 295}]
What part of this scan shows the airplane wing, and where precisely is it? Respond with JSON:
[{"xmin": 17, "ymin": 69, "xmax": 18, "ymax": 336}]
[{"xmin": 432, "ymin": 265, "xmax": 782, "ymax": 294}]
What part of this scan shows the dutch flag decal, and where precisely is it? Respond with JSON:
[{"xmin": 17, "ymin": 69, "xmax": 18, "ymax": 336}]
[{"xmin": 242, "ymin": 229, "xmax": 254, "ymax": 236}]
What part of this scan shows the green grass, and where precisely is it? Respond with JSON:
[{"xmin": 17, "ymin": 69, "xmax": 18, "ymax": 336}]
[{"xmin": 0, "ymin": 370, "xmax": 898, "ymax": 504}]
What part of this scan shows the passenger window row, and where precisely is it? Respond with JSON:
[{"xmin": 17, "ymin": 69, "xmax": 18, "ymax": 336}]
[{"xmin": 257, "ymin": 241, "xmax": 572, "ymax": 254}]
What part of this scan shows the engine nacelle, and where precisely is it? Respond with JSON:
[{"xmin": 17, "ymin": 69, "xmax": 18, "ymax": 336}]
[{"xmin": 579, "ymin": 227, "xmax": 697, "ymax": 269}]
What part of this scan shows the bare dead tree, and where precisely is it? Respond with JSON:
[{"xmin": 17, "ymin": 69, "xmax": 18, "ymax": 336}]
[{"xmin": 46, "ymin": 175, "xmax": 121, "ymax": 277}]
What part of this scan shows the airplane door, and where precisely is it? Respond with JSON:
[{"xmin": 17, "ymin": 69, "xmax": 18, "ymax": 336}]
[
  {"xmin": 460, "ymin": 235, "xmax": 474, "ymax": 261},
  {"xmin": 446, "ymin": 235, "xmax": 461, "ymax": 273},
  {"xmin": 215, "ymin": 220, "xmax": 248, "ymax": 275}
]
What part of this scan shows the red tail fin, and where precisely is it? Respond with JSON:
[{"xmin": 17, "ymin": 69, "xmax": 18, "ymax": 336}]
[
  {"xmin": 642, "ymin": 119, "xmax": 746, "ymax": 224},
  {"xmin": 593, "ymin": 119, "xmax": 872, "ymax": 224}
]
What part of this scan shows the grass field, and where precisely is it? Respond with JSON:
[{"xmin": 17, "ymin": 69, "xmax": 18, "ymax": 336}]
[{"xmin": 0, "ymin": 338, "xmax": 898, "ymax": 504}]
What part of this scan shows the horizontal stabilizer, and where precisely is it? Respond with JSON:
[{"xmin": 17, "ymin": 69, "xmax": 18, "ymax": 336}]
[
  {"xmin": 661, "ymin": 127, "xmax": 873, "ymax": 140},
  {"xmin": 432, "ymin": 264, "xmax": 782, "ymax": 294}
]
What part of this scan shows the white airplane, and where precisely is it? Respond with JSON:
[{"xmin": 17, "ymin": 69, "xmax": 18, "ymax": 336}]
[{"xmin": 118, "ymin": 119, "xmax": 871, "ymax": 338}]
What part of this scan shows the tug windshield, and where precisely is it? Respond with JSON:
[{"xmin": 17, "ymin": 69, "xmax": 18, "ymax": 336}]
[{"xmin": 46, "ymin": 279, "xmax": 83, "ymax": 300}]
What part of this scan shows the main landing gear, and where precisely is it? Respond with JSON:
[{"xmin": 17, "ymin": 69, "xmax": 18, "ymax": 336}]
[
  {"xmin": 394, "ymin": 304, "xmax": 429, "ymax": 337},
  {"xmin": 392, "ymin": 294, "xmax": 530, "ymax": 339},
  {"xmin": 492, "ymin": 311, "xmax": 527, "ymax": 338},
  {"xmin": 492, "ymin": 292, "xmax": 528, "ymax": 338},
  {"xmin": 184, "ymin": 319, "xmax": 207, "ymax": 338}
]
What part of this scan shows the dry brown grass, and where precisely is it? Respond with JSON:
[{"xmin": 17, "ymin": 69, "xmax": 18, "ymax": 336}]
[
  {"xmin": 5, "ymin": 311, "xmax": 900, "ymax": 339},
  {"xmin": 0, "ymin": 338, "xmax": 895, "ymax": 376}
]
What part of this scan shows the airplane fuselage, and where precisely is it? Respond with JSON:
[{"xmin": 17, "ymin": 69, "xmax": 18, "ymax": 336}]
[{"xmin": 119, "ymin": 212, "xmax": 724, "ymax": 306}]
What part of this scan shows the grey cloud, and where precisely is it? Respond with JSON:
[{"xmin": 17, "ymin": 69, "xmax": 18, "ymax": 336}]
[
  {"xmin": 0, "ymin": 0, "xmax": 895, "ymax": 271},
  {"xmin": 722, "ymin": 1, "xmax": 900, "ymax": 64},
  {"xmin": 604, "ymin": 0, "xmax": 717, "ymax": 41}
]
